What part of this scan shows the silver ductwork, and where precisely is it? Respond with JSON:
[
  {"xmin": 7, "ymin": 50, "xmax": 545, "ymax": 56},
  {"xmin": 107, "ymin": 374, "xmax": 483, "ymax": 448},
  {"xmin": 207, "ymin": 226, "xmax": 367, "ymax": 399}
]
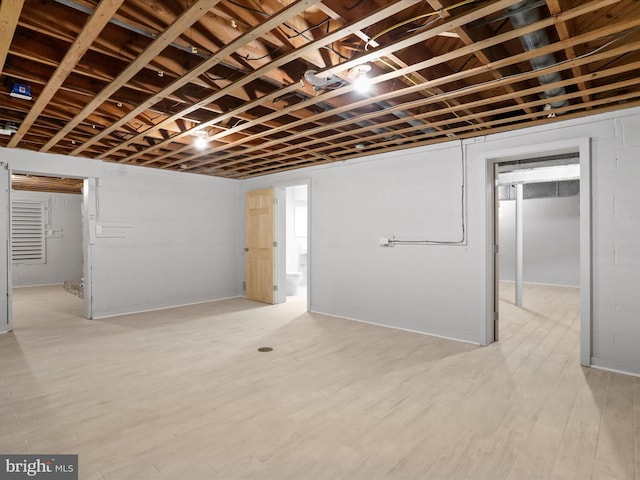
[{"xmin": 507, "ymin": 1, "xmax": 569, "ymax": 110}]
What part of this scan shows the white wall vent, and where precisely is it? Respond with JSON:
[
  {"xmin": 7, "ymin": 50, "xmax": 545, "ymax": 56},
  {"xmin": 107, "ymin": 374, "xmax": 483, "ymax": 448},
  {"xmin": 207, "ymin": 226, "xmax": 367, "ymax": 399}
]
[{"xmin": 11, "ymin": 200, "xmax": 46, "ymax": 264}]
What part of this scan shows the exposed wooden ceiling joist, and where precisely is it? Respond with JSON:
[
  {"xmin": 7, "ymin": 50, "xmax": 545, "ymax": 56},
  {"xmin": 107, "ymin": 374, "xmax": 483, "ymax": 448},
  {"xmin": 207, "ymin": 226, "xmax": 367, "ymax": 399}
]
[
  {"xmin": 0, "ymin": 0, "xmax": 638, "ymax": 179},
  {"xmin": 0, "ymin": 0, "xmax": 25, "ymax": 76}
]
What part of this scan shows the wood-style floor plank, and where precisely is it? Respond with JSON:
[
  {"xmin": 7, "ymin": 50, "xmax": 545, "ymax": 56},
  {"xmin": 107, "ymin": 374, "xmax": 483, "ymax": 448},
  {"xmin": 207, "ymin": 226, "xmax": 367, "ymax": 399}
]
[{"xmin": 0, "ymin": 283, "xmax": 637, "ymax": 479}]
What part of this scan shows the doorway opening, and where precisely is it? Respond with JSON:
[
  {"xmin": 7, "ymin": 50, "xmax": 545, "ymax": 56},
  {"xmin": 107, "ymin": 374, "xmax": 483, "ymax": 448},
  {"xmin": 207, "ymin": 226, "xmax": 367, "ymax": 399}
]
[
  {"xmin": 284, "ymin": 184, "xmax": 308, "ymax": 304},
  {"xmin": 10, "ymin": 174, "xmax": 88, "ymax": 329},
  {"xmin": 497, "ymin": 157, "xmax": 580, "ymax": 343},
  {"xmin": 486, "ymin": 138, "xmax": 591, "ymax": 366}
]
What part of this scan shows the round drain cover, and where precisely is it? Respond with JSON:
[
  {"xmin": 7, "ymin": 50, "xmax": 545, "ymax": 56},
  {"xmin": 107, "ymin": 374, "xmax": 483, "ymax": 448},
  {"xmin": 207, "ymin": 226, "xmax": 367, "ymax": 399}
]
[{"xmin": 258, "ymin": 347, "xmax": 274, "ymax": 352}]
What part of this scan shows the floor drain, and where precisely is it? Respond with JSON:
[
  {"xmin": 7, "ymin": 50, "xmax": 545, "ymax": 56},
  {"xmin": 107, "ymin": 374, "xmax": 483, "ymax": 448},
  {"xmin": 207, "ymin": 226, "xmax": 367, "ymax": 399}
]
[{"xmin": 258, "ymin": 347, "xmax": 274, "ymax": 352}]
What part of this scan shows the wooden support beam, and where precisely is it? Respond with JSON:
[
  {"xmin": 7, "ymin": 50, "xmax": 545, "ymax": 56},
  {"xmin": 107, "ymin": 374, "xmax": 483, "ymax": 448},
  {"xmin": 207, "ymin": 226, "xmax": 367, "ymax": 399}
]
[
  {"xmin": 546, "ymin": 0, "xmax": 591, "ymax": 106},
  {"xmin": 427, "ymin": 0, "xmax": 534, "ymax": 114},
  {"xmin": 120, "ymin": 0, "xmax": 520, "ymax": 165},
  {"xmin": 8, "ymin": 0, "xmax": 125, "ymax": 148},
  {"xmin": 40, "ymin": 0, "xmax": 223, "ymax": 152},
  {"xmin": 0, "ymin": 0, "xmax": 25, "ymax": 76},
  {"xmin": 97, "ymin": 0, "xmax": 421, "ymax": 162},
  {"xmin": 70, "ymin": 0, "xmax": 330, "ymax": 157},
  {"xmin": 228, "ymin": 89, "xmax": 640, "ymax": 178},
  {"xmin": 195, "ymin": 28, "xmax": 640, "ymax": 174},
  {"xmin": 169, "ymin": 0, "xmax": 619, "ymax": 171}
]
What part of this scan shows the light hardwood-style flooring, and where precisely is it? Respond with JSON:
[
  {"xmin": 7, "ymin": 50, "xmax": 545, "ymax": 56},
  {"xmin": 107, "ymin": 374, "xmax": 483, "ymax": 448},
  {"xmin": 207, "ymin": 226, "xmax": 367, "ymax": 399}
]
[{"xmin": 1, "ymin": 283, "xmax": 638, "ymax": 479}]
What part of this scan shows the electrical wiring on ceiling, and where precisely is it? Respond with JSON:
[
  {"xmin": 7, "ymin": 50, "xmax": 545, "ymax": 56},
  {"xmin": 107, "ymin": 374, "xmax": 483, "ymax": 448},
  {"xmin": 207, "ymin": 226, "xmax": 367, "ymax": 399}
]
[
  {"xmin": 365, "ymin": 0, "xmax": 481, "ymax": 50},
  {"xmin": 225, "ymin": 0, "xmax": 348, "ymax": 60},
  {"xmin": 376, "ymin": 57, "xmax": 476, "ymax": 127},
  {"xmin": 357, "ymin": 22, "xmax": 640, "ymax": 133}
]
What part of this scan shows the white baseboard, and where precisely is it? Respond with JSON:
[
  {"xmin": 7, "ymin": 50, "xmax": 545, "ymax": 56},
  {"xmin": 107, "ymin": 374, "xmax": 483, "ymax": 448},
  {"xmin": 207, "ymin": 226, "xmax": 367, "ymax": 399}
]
[
  {"xmin": 591, "ymin": 356, "xmax": 640, "ymax": 378},
  {"xmin": 309, "ymin": 309, "xmax": 481, "ymax": 346},
  {"xmin": 92, "ymin": 295, "xmax": 244, "ymax": 319}
]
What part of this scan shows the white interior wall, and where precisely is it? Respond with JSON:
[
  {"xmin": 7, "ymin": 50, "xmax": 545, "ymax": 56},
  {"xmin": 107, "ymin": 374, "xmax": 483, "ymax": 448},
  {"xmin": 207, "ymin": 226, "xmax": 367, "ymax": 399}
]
[
  {"xmin": 243, "ymin": 145, "xmax": 485, "ymax": 344},
  {"xmin": 244, "ymin": 106, "xmax": 640, "ymax": 376},
  {"xmin": 89, "ymin": 164, "xmax": 242, "ymax": 317},
  {"xmin": 0, "ymin": 165, "xmax": 9, "ymax": 332},
  {"xmin": 12, "ymin": 191, "xmax": 83, "ymax": 287},
  {"xmin": 468, "ymin": 108, "xmax": 640, "ymax": 375},
  {"xmin": 2, "ymin": 105, "xmax": 640, "ymax": 376},
  {"xmin": 3, "ymin": 149, "xmax": 242, "ymax": 319},
  {"xmin": 499, "ymin": 195, "xmax": 580, "ymax": 287}
]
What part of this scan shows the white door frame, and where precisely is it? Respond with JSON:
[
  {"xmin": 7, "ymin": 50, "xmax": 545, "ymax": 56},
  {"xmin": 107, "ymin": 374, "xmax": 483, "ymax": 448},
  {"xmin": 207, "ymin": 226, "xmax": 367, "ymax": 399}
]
[
  {"xmin": 484, "ymin": 137, "xmax": 591, "ymax": 366},
  {"xmin": 0, "ymin": 162, "xmax": 10, "ymax": 333},
  {"xmin": 1, "ymin": 171, "xmax": 96, "ymax": 329},
  {"xmin": 273, "ymin": 179, "xmax": 311, "ymax": 310},
  {"xmin": 83, "ymin": 178, "xmax": 96, "ymax": 319}
]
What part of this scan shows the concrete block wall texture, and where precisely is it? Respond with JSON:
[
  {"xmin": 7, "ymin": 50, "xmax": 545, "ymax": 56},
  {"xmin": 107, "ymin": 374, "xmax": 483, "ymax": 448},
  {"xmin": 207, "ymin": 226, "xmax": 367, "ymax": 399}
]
[
  {"xmin": 11, "ymin": 191, "xmax": 83, "ymax": 287},
  {"xmin": 2, "ymin": 151, "xmax": 242, "ymax": 319},
  {"xmin": 499, "ymin": 195, "xmax": 580, "ymax": 287},
  {"xmin": 2, "ymin": 104, "xmax": 640, "ymax": 375},
  {"xmin": 87, "ymin": 164, "xmax": 242, "ymax": 318},
  {"xmin": 245, "ymin": 106, "xmax": 640, "ymax": 376},
  {"xmin": 242, "ymin": 144, "xmax": 486, "ymax": 345},
  {"xmin": 465, "ymin": 110, "xmax": 640, "ymax": 375}
]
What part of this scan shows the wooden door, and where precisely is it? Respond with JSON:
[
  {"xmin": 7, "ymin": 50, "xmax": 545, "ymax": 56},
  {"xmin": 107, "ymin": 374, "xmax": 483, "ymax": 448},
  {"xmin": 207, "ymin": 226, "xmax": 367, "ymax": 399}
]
[{"xmin": 245, "ymin": 188, "xmax": 275, "ymax": 304}]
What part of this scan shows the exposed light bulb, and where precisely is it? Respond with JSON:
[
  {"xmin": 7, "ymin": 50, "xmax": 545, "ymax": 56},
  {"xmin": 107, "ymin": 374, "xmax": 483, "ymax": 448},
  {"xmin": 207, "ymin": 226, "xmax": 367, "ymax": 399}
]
[
  {"xmin": 352, "ymin": 64, "xmax": 372, "ymax": 93},
  {"xmin": 194, "ymin": 136, "xmax": 207, "ymax": 149},
  {"xmin": 354, "ymin": 72, "xmax": 371, "ymax": 93}
]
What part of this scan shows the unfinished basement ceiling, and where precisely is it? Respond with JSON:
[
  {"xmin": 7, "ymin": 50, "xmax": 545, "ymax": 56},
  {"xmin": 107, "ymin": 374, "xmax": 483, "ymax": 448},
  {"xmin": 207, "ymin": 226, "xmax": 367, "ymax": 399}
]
[{"xmin": 0, "ymin": 0, "xmax": 639, "ymax": 179}]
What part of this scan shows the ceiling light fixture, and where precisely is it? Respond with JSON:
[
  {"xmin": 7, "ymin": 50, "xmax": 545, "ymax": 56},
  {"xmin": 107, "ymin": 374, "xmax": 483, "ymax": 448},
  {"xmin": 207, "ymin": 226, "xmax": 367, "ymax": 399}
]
[
  {"xmin": 0, "ymin": 122, "xmax": 18, "ymax": 135},
  {"xmin": 194, "ymin": 130, "xmax": 208, "ymax": 150},
  {"xmin": 353, "ymin": 64, "xmax": 372, "ymax": 93}
]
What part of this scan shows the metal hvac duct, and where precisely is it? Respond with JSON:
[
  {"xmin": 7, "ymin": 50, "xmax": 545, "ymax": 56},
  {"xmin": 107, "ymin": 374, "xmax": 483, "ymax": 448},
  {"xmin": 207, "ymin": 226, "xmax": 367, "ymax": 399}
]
[{"xmin": 507, "ymin": 1, "xmax": 569, "ymax": 110}]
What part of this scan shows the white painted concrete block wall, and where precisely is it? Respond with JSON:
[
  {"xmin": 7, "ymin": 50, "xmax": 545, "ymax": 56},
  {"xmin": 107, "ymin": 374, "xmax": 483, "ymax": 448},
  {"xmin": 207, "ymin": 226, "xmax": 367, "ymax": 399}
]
[
  {"xmin": 88, "ymin": 164, "xmax": 242, "ymax": 317},
  {"xmin": 468, "ymin": 108, "xmax": 640, "ymax": 375},
  {"xmin": 592, "ymin": 115, "xmax": 640, "ymax": 373},
  {"xmin": 12, "ymin": 191, "xmax": 83, "ymax": 287},
  {"xmin": 3, "ymin": 105, "xmax": 640, "ymax": 375},
  {"xmin": 243, "ymin": 145, "xmax": 487, "ymax": 344},
  {"xmin": 2, "ymin": 149, "xmax": 242, "ymax": 319},
  {"xmin": 499, "ymin": 196, "xmax": 580, "ymax": 287},
  {"xmin": 246, "ymin": 106, "xmax": 640, "ymax": 375}
]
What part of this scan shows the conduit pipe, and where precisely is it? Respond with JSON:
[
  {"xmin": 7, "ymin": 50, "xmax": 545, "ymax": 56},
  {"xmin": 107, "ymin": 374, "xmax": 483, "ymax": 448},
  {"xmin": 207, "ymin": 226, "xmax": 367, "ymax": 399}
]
[{"xmin": 507, "ymin": 1, "xmax": 569, "ymax": 110}]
